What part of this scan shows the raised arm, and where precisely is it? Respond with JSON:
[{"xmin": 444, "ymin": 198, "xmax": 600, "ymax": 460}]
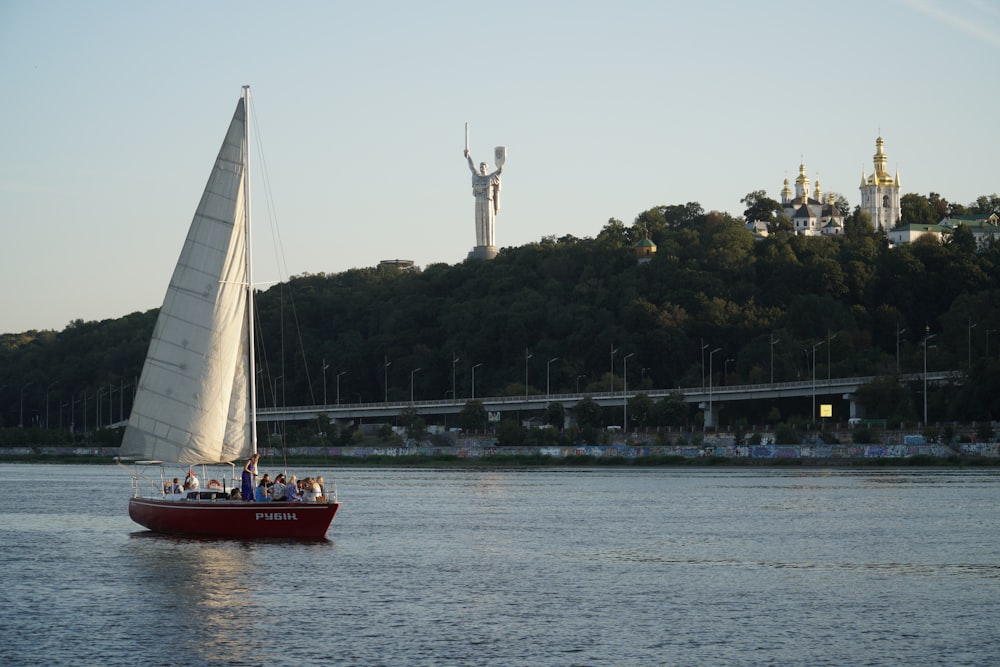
[{"xmin": 464, "ymin": 149, "xmax": 477, "ymax": 174}]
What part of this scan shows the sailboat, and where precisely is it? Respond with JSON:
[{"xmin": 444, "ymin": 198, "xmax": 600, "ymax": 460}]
[{"xmin": 119, "ymin": 86, "xmax": 339, "ymax": 539}]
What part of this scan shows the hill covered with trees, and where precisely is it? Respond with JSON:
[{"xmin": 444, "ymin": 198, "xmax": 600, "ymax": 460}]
[{"xmin": 3, "ymin": 192, "xmax": 1000, "ymax": 441}]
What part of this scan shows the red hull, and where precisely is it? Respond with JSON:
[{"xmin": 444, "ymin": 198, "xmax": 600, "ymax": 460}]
[{"xmin": 128, "ymin": 497, "xmax": 339, "ymax": 539}]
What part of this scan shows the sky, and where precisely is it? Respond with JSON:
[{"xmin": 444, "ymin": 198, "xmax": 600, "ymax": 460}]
[{"xmin": 1, "ymin": 0, "xmax": 998, "ymax": 334}]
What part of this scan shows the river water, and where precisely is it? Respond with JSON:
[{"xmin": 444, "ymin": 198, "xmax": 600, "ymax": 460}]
[{"xmin": 0, "ymin": 464, "xmax": 997, "ymax": 666}]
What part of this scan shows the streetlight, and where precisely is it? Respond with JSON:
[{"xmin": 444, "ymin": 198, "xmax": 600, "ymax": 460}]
[
  {"xmin": 410, "ymin": 367, "xmax": 422, "ymax": 404},
  {"xmin": 452, "ymin": 352, "xmax": 460, "ymax": 404},
  {"xmin": 383, "ymin": 356, "xmax": 391, "ymax": 403},
  {"xmin": 547, "ymin": 357, "xmax": 559, "ymax": 400},
  {"xmin": 610, "ymin": 343, "xmax": 618, "ymax": 392},
  {"xmin": 701, "ymin": 339, "xmax": 709, "ymax": 388},
  {"xmin": 623, "ymin": 352, "xmax": 635, "ymax": 431},
  {"xmin": 896, "ymin": 324, "xmax": 906, "ymax": 375},
  {"xmin": 770, "ymin": 333, "xmax": 780, "ymax": 384},
  {"xmin": 322, "ymin": 359, "xmax": 329, "ymax": 405},
  {"xmin": 525, "ymin": 349, "xmax": 533, "ymax": 399},
  {"xmin": 924, "ymin": 326, "xmax": 937, "ymax": 424},
  {"xmin": 576, "ymin": 374, "xmax": 586, "ymax": 393},
  {"xmin": 336, "ymin": 371, "xmax": 347, "ymax": 405},
  {"xmin": 811, "ymin": 341, "xmax": 824, "ymax": 424},
  {"xmin": 472, "ymin": 363, "xmax": 483, "ymax": 400},
  {"xmin": 94, "ymin": 386, "xmax": 103, "ymax": 430},
  {"xmin": 724, "ymin": 359, "xmax": 734, "ymax": 385},
  {"xmin": 826, "ymin": 330, "xmax": 837, "ymax": 383},
  {"xmin": 707, "ymin": 348, "xmax": 721, "ymax": 429},
  {"xmin": 968, "ymin": 317, "xmax": 977, "ymax": 369}
]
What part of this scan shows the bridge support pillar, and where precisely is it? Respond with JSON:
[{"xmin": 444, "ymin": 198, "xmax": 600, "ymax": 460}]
[
  {"xmin": 699, "ymin": 401, "xmax": 723, "ymax": 429},
  {"xmin": 844, "ymin": 393, "xmax": 865, "ymax": 421}
]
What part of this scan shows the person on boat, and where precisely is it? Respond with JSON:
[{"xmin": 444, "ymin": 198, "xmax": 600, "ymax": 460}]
[
  {"xmin": 316, "ymin": 476, "xmax": 327, "ymax": 501},
  {"xmin": 255, "ymin": 474, "xmax": 271, "ymax": 502},
  {"xmin": 285, "ymin": 476, "xmax": 302, "ymax": 502},
  {"xmin": 241, "ymin": 453, "xmax": 259, "ymax": 501},
  {"xmin": 302, "ymin": 477, "xmax": 318, "ymax": 503},
  {"xmin": 270, "ymin": 473, "xmax": 287, "ymax": 501},
  {"xmin": 184, "ymin": 471, "xmax": 200, "ymax": 490},
  {"xmin": 168, "ymin": 478, "xmax": 183, "ymax": 495}
]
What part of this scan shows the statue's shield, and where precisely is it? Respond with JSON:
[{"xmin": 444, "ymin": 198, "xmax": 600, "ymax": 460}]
[{"xmin": 494, "ymin": 146, "xmax": 506, "ymax": 168}]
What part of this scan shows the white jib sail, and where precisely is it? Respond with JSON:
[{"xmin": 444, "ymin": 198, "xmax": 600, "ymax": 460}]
[{"xmin": 121, "ymin": 98, "xmax": 253, "ymax": 465}]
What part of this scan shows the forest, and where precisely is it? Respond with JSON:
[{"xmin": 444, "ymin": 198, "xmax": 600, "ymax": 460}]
[{"xmin": 2, "ymin": 191, "xmax": 1000, "ymax": 444}]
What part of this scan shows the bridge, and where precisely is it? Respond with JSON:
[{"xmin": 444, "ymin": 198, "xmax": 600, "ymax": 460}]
[{"xmin": 257, "ymin": 371, "xmax": 958, "ymax": 425}]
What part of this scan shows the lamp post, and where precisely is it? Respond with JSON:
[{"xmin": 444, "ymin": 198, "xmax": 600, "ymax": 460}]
[
  {"xmin": 770, "ymin": 333, "xmax": 780, "ymax": 384},
  {"xmin": 472, "ymin": 363, "xmax": 483, "ymax": 400},
  {"xmin": 547, "ymin": 357, "xmax": 559, "ymax": 400},
  {"xmin": 107, "ymin": 383, "xmax": 116, "ymax": 425},
  {"xmin": 272, "ymin": 376, "xmax": 282, "ymax": 436},
  {"xmin": 968, "ymin": 318, "xmax": 977, "ymax": 369},
  {"xmin": 610, "ymin": 343, "xmax": 618, "ymax": 392},
  {"xmin": 576, "ymin": 374, "xmax": 586, "ymax": 393},
  {"xmin": 95, "ymin": 386, "xmax": 106, "ymax": 429},
  {"xmin": 410, "ymin": 367, "xmax": 422, "ymax": 404},
  {"xmin": 707, "ymin": 348, "xmax": 721, "ymax": 429},
  {"xmin": 896, "ymin": 324, "xmax": 906, "ymax": 375},
  {"xmin": 322, "ymin": 359, "xmax": 329, "ymax": 405},
  {"xmin": 46, "ymin": 380, "xmax": 59, "ymax": 429},
  {"xmin": 701, "ymin": 339, "xmax": 709, "ymax": 388},
  {"xmin": 524, "ymin": 349, "xmax": 533, "ymax": 399},
  {"xmin": 811, "ymin": 341, "xmax": 824, "ymax": 424},
  {"xmin": 383, "ymin": 356, "xmax": 391, "ymax": 403},
  {"xmin": 452, "ymin": 352, "xmax": 460, "ymax": 404},
  {"xmin": 924, "ymin": 326, "xmax": 937, "ymax": 424},
  {"xmin": 826, "ymin": 331, "xmax": 837, "ymax": 383},
  {"xmin": 336, "ymin": 371, "xmax": 347, "ymax": 405},
  {"xmin": 724, "ymin": 359, "xmax": 734, "ymax": 385},
  {"xmin": 623, "ymin": 352, "xmax": 635, "ymax": 431}
]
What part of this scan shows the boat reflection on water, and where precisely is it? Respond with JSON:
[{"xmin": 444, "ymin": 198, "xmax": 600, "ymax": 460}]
[{"xmin": 122, "ymin": 533, "xmax": 279, "ymax": 663}]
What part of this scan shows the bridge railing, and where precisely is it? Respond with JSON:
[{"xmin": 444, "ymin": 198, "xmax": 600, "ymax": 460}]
[{"xmin": 257, "ymin": 371, "xmax": 961, "ymax": 420}]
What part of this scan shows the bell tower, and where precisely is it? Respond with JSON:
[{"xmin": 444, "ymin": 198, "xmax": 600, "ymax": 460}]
[{"xmin": 859, "ymin": 136, "xmax": 901, "ymax": 232}]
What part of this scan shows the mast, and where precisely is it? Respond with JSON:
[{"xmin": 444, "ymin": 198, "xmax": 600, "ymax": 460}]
[{"xmin": 243, "ymin": 84, "xmax": 257, "ymax": 455}]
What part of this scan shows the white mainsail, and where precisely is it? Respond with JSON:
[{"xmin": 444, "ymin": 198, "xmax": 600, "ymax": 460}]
[{"xmin": 120, "ymin": 97, "xmax": 253, "ymax": 465}]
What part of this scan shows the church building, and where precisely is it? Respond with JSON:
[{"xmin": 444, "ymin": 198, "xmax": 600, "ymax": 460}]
[
  {"xmin": 780, "ymin": 163, "xmax": 844, "ymax": 236},
  {"xmin": 859, "ymin": 136, "xmax": 901, "ymax": 231}
]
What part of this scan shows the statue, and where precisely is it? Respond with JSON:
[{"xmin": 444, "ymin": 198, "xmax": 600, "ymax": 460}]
[{"xmin": 464, "ymin": 123, "xmax": 505, "ymax": 260}]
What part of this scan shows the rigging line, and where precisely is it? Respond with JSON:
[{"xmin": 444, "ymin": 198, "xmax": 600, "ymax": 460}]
[
  {"xmin": 248, "ymin": 95, "xmax": 318, "ymax": 407},
  {"xmin": 248, "ymin": 96, "xmax": 291, "ymax": 284}
]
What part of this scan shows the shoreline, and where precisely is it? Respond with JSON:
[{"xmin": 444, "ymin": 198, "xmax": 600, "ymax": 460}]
[{"xmin": 1, "ymin": 449, "xmax": 997, "ymax": 468}]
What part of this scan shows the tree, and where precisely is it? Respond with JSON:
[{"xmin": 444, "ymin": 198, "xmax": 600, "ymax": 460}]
[
  {"xmin": 399, "ymin": 407, "xmax": 427, "ymax": 441},
  {"xmin": 627, "ymin": 393, "xmax": 655, "ymax": 430},
  {"xmin": 596, "ymin": 218, "xmax": 629, "ymax": 248},
  {"xmin": 656, "ymin": 392, "xmax": 690, "ymax": 427},
  {"xmin": 855, "ymin": 376, "xmax": 915, "ymax": 423},
  {"xmin": 901, "ymin": 193, "xmax": 938, "ymax": 227},
  {"xmin": 458, "ymin": 400, "xmax": 489, "ymax": 432},
  {"xmin": 495, "ymin": 419, "xmax": 525, "ymax": 446},
  {"xmin": 843, "ymin": 208, "xmax": 875, "ymax": 239},
  {"xmin": 573, "ymin": 396, "xmax": 603, "ymax": 428},
  {"xmin": 545, "ymin": 402, "xmax": 566, "ymax": 430},
  {"xmin": 741, "ymin": 190, "xmax": 783, "ymax": 226},
  {"xmin": 972, "ymin": 194, "xmax": 1000, "ymax": 216},
  {"xmin": 946, "ymin": 224, "xmax": 977, "ymax": 254},
  {"xmin": 767, "ymin": 212, "xmax": 794, "ymax": 235}
]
